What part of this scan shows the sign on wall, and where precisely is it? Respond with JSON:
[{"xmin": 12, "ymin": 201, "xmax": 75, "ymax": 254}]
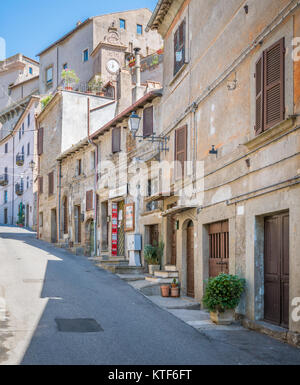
[
  {"xmin": 111, "ymin": 203, "xmax": 118, "ymax": 256},
  {"xmin": 124, "ymin": 203, "xmax": 135, "ymax": 232}
]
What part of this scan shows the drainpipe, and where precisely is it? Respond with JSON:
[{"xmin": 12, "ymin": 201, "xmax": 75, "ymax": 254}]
[
  {"xmin": 35, "ymin": 116, "xmax": 39, "ymax": 238},
  {"xmin": 87, "ymin": 97, "xmax": 98, "ymax": 256},
  {"xmin": 134, "ymin": 48, "xmax": 141, "ymax": 87},
  {"xmin": 11, "ymin": 135, "xmax": 15, "ymax": 225},
  {"xmin": 57, "ymin": 160, "xmax": 62, "ymax": 241}
]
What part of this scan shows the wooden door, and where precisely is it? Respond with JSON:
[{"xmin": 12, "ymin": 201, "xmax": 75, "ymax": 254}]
[
  {"xmin": 209, "ymin": 220, "xmax": 229, "ymax": 277},
  {"xmin": 264, "ymin": 212, "xmax": 289, "ymax": 328},
  {"xmin": 187, "ymin": 221, "xmax": 194, "ymax": 298},
  {"xmin": 171, "ymin": 217, "xmax": 177, "ymax": 266},
  {"xmin": 149, "ymin": 224, "xmax": 159, "ymax": 247},
  {"xmin": 26, "ymin": 205, "xmax": 29, "ymax": 227},
  {"xmin": 75, "ymin": 206, "xmax": 81, "ymax": 243}
]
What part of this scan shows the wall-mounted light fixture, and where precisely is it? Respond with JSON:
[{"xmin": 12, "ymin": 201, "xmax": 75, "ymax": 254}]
[
  {"xmin": 209, "ymin": 145, "xmax": 218, "ymax": 156},
  {"xmin": 227, "ymin": 72, "xmax": 237, "ymax": 91},
  {"xmin": 129, "ymin": 111, "xmax": 169, "ymax": 154},
  {"xmin": 244, "ymin": 4, "xmax": 249, "ymax": 14}
]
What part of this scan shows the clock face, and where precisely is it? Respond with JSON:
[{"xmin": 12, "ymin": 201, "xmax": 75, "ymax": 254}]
[{"xmin": 106, "ymin": 59, "xmax": 120, "ymax": 74}]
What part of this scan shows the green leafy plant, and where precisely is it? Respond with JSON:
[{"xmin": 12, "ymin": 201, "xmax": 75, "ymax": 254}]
[
  {"xmin": 203, "ymin": 274, "xmax": 245, "ymax": 313},
  {"xmin": 41, "ymin": 95, "xmax": 53, "ymax": 109},
  {"xmin": 88, "ymin": 77, "xmax": 103, "ymax": 93},
  {"xmin": 144, "ymin": 244, "xmax": 159, "ymax": 265},
  {"xmin": 17, "ymin": 203, "xmax": 25, "ymax": 225},
  {"xmin": 156, "ymin": 240, "xmax": 164, "ymax": 266},
  {"xmin": 61, "ymin": 69, "xmax": 79, "ymax": 88},
  {"xmin": 171, "ymin": 278, "xmax": 178, "ymax": 288}
]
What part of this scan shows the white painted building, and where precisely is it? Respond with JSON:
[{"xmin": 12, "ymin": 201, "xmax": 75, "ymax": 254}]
[{"xmin": 0, "ymin": 96, "xmax": 40, "ymax": 228}]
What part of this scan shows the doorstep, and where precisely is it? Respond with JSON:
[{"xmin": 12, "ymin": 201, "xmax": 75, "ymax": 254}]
[{"xmin": 242, "ymin": 318, "xmax": 300, "ymax": 348}]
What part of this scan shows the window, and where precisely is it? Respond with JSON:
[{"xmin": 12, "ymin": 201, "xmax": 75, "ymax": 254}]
[
  {"xmin": 255, "ymin": 38, "xmax": 285, "ymax": 135},
  {"xmin": 120, "ymin": 19, "xmax": 126, "ymax": 29},
  {"xmin": 86, "ymin": 190, "xmax": 93, "ymax": 211},
  {"xmin": 175, "ymin": 125, "xmax": 187, "ymax": 180},
  {"xmin": 83, "ymin": 49, "xmax": 89, "ymax": 62},
  {"xmin": 4, "ymin": 190, "xmax": 7, "ymax": 204},
  {"xmin": 91, "ymin": 151, "xmax": 96, "ymax": 170},
  {"xmin": 39, "ymin": 212, "xmax": 43, "ymax": 227},
  {"xmin": 174, "ymin": 20, "xmax": 186, "ymax": 76},
  {"xmin": 19, "ymin": 129, "xmax": 21, "ymax": 140},
  {"xmin": 27, "ymin": 114, "xmax": 30, "ymax": 127},
  {"xmin": 29, "ymin": 67, "xmax": 33, "ymax": 75},
  {"xmin": 112, "ymin": 127, "xmax": 121, "ymax": 153},
  {"xmin": 143, "ymin": 106, "xmax": 153, "ymax": 137},
  {"xmin": 27, "ymin": 142, "xmax": 30, "ymax": 156},
  {"xmin": 21, "ymin": 146, "xmax": 24, "ymax": 156},
  {"xmin": 4, "ymin": 167, "xmax": 8, "ymax": 181},
  {"xmin": 77, "ymin": 159, "xmax": 82, "ymax": 176},
  {"xmin": 46, "ymin": 66, "xmax": 53, "ymax": 85},
  {"xmin": 137, "ymin": 24, "xmax": 143, "ymax": 35},
  {"xmin": 5, "ymin": 143, "xmax": 8, "ymax": 153},
  {"xmin": 48, "ymin": 171, "xmax": 54, "ymax": 196},
  {"xmin": 26, "ymin": 176, "xmax": 29, "ymax": 189},
  {"xmin": 22, "ymin": 123, "xmax": 25, "ymax": 135}
]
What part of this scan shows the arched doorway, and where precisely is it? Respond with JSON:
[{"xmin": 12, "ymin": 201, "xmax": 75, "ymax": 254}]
[{"xmin": 186, "ymin": 220, "xmax": 195, "ymax": 298}]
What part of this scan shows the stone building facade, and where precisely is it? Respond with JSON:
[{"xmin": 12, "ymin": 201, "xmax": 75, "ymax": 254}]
[{"xmin": 146, "ymin": 0, "xmax": 300, "ymax": 342}]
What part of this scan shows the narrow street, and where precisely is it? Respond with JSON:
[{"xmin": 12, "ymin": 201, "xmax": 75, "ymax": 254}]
[{"xmin": 0, "ymin": 226, "xmax": 299, "ymax": 365}]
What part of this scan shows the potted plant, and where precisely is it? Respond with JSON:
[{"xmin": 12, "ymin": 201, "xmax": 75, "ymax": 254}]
[
  {"xmin": 160, "ymin": 284, "xmax": 170, "ymax": 297},
  {"xmin": 143, "ymin": 244, "xmax": 160, "ymax": 275},
  {"xmin": 61, "ymin": 69, "xmax": 79, "ymax": 90},
  {"xmin": 203, "ymin": 273, "xmax": 245, "ymax": 325},
  {"xmin": 88, "ymin": 78, "xmax": 103, "ymax": 95},
  {"xmin": 170, "ymin": 278, "xmax": 180, "ymax": 297}
]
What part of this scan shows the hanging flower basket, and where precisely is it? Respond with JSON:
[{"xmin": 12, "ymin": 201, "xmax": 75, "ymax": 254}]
[{"xmin": 129, "ymin": 59, "xmax": 136, "ymax": 68}]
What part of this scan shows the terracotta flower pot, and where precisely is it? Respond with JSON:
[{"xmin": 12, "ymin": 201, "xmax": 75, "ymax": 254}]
[
  {"xmin": 65, "ymin": 86, "xmax": 73, "ymax": 91},
  {"xmin": 171, "ymin": 287, "xmax": 180, "ymax": 297},
  {"xmin": 160, "ymin": 285, "xmax": 170, "ymax": 297}
]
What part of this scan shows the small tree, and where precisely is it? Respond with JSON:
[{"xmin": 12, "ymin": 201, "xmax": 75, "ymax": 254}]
[
  {"xmin": 61, "ymin": 69, "xmax": 79, "ymax": 89},
  {"xmin": 144, "ymin": 244, "xmax": 159, "ymax": 265},
  {"xmin": 203, "ymin": 274, "xmax": 245, "ymax": 312}
]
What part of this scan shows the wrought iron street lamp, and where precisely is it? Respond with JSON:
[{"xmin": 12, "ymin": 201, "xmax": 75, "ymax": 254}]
[{"xmin": 129, "ymin": 111, "xmax": 169, "ymax": 153}]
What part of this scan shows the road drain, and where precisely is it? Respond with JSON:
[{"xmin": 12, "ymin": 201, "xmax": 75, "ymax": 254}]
[{"xmin": 55, "ymin": 318, "xmax": 103, "ymax": 333}]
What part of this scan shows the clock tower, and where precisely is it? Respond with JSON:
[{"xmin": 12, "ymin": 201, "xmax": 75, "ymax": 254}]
[{"xmin": 91, "ymin": 23, "xmax": 127, "ymax": 87}]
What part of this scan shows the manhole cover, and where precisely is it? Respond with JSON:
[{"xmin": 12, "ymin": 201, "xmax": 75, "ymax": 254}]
[{"xmin": 55, "ymin": 318, "xmax": 103, "ymax": 333}]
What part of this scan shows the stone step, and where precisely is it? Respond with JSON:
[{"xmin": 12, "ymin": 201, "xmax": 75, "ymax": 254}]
[
  {"xmin": 115, "ymin": 266, "xmax": 145, "ymax": 275},
  {"xmin": 154, "ymin": 270, "xmax": 179, "ymax": 278},
  {"xmin": 164, "ymin": 265, "xmax": 177, "ymax": 272},
  {"xmin": 145, "ymin": 276, "xmax": 174, "ymax": 283}
]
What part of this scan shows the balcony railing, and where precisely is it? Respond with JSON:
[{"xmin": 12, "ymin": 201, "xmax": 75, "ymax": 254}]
[
  {"xmin": 0, "ymin": 174, "xmax": 8, "ymax": 186},
  {"xmin": 15, "ymin": 183, "xmax": 24, "ymax": 196},
  {"xmin": 16, "ymin": 154, "xmax": 24, "ymax": 166}
]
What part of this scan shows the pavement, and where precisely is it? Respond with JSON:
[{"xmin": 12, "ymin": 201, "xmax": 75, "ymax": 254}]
[{"xmin": 1, "ymin": 225, "xmax": 300, "ymax": 365}]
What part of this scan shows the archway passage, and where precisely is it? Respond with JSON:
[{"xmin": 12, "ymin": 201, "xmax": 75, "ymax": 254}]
[{"xmin": 187, "ymin": 220, "xmax": 195, "ymax": 298}]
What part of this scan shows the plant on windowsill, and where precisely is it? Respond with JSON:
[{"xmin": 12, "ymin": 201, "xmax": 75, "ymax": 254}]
[
  {"xmin": 61, "ymin": 69, "xmax": 79, "ymax": 91},
  {"xmin": 203, "ymin": 273, "xmax": 245, "ymax": 325},
  {"xmin": 144, "ymin": 244, "xmax": 160, "ymax": 275}
]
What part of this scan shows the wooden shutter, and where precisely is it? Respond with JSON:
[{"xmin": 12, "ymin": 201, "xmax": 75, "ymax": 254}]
[
  {"xmin": 174, "ymin": 20, "xmax": 186, "ymax": 75},
  {"xmin": 175, "ymin": 125, "xmax": 187, "ymax": 180},
  {"xmin": 112, "ymin": 127, "xmax": 121, "ymax": 153},
  {"xmin": 86, "ymin": 190, "xmax": 93, "ymax": 211},
  {"xmin": 263, "ymin": 38, "xmax": 285, "ymax": 130},
  {"xmin": 38, "ymin": 127, "xmax": 44, "ymax": 155},
  {"xmin": 143, "ymin": 106, "xmax": 153, "ymax": 137},
  {"xmin": 255, "ymin": 56, "xmax": 264, "ymax": 135},
  {"xmin": 38, "ymin": 176, "xmax": 43, "ymax": 194},
  {"xmin": 63, "ymin": 197, "xmax": 68, "ymax": 234},
  {"xmin": 48, "ymin": 172, "xmax": 54, "ymax": 195}
]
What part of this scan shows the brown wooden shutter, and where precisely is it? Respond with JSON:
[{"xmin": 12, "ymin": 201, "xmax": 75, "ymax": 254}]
[
  {"xmin": 175, "ymin": 125, "xmax": 187, "ymax": 180},
  {"xmin": 48, "ymin": 172, "xmax": 54, "ymax": 196},
  {"xmin": 112, "ymin": 127, "xmax": 121, "ymax": 153},
  {"xmin": 38, "ymin": 176, "xmax": 43, "ymax": 194},
  {"xmin": 86, "ymin": 190, "xmax": 93, "ymax": 211},
  {"xmin": 143, "ymin": 106, "xmax": 153, "ymax": 137},
  {"xmin": 63, "ymin": 197, "xmax": 68, "ymax": 234},
  {"xmin": 255, "ymin": 56, "xmax": 263, "ymax": 135},
  {"xmin": 263, "ymin": 38, "xmax": 285, "ymax": 130},
  {"xmin": 38, "ymin": 127, "xmax": 44, "ymax": 155}
]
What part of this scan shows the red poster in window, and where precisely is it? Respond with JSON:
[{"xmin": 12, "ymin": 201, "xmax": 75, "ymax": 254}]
[{"xmin": 111, "ymin": 203, "xmax": 118, "ymax": 256}]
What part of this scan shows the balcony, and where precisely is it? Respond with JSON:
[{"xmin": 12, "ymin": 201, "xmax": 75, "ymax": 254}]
[
  {"xmin": 0, "ymin": 174, "xmax": 8, "ymax": 186},
  {"xmin": 16, "ymin": 154, "xmax": 24, "ymax": 166},
  {"xmin": 15, "ymin": 183, "xmax": 24, "ymax": 196}
]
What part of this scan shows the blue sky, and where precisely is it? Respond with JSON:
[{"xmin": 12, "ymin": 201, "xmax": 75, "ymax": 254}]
[{"xmin": 0, "ymin": 0, "xmax": 157, "ymax": 61}]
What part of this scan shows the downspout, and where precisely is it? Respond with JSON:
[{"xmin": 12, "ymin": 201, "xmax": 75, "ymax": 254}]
[
  {"xmin": 35, "ymin": 115, "xmax": 40, "ymax": 238},
  {"xmin": 11, "ymin": 135, "xmax": 15, "ymax": 225},
  {"xmin": 57, "ymin": 160, "xmax": 62, "ymax": 241},
  {"xmin": 87, "ymin": 98, "xmax": 98, "ymax": 256}
]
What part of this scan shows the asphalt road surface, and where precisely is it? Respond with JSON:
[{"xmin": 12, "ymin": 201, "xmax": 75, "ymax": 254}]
[{"xmin": 0, "ymin": 226, "xmax": 300, "ymax": 365}]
